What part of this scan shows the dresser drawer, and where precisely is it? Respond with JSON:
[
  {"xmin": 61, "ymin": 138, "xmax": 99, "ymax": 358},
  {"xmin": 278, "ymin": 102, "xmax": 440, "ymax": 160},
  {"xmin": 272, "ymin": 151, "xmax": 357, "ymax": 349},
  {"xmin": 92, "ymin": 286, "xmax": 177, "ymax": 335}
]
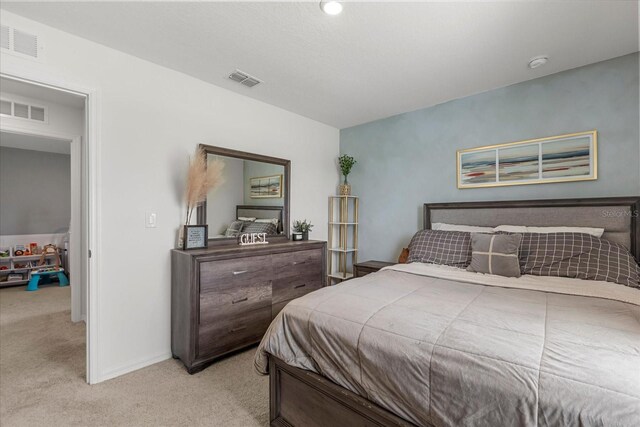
[
  {"xmin": 199, "ymin": 281, "xmax": 271, "ymax": 325},
  {"xmin": 199, "ymin": 256, "xmax": 271, "ymax": 294},
  {"xmin": 198, "ymin": 306, "xmax": 271, "ymax": 358},
  {"xmin": 272, "ymin": 249, "xmax": 323, "ymax": 279},
  {"xmin": 272, "ymin": 272, "xmax": 323, "ymax": 304}
]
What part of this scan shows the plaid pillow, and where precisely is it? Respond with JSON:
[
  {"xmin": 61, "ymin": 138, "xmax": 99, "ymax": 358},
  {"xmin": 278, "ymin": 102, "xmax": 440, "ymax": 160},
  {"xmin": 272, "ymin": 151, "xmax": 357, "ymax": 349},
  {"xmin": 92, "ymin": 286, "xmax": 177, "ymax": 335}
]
[
  {"xmin": 407, "ymin": 230, "xmax": 472, "ymax": 267},
  {"xmin": 241, "ymin": 221, "xmax": 277, "ymax": 235},
  {"xmin": 517, "ymin": 232, "xmax": 640, "ymax": 288},
  {"xmin": 224, "ymin": 220, "xmax": 244, "ymax": 237}
]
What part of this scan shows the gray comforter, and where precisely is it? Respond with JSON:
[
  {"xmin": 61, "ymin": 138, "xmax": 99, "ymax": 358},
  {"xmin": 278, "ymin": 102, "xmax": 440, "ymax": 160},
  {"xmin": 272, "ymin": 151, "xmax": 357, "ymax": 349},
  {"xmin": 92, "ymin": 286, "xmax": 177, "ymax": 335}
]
[{"xmin": 255, "ymin": 267, "xmax": 640, "ymax": 426}]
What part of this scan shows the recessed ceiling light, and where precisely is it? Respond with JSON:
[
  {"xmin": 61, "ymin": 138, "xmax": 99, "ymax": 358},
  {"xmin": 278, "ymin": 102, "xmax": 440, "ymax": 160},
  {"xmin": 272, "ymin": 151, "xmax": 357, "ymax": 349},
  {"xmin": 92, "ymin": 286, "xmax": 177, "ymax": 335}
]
[
  {"xmin": 528, "ymin": 56, "xmax": 549, "ymax": 69},
  {"xmin": 320, "ymin": 1, "xmax": 343, "ymax": 16}
]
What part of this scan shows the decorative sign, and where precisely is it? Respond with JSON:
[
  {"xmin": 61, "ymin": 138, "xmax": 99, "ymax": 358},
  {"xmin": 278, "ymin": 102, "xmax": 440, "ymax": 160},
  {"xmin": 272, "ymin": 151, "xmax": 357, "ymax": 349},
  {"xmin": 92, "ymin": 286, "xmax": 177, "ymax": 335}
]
[
  {"xmin": 238, "ymin": 232, "xmax": 268, "ymax": 246},
  {"xmin": 183, "ymin": 225, "xmax": 208, "ymax": 250}
]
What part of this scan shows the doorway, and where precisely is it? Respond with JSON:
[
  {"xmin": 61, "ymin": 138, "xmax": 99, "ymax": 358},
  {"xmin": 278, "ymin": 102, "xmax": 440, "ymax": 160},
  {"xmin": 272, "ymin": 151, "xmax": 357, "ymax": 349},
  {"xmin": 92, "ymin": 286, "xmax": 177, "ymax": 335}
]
[{"xmin": 0, "ymin": 75, "xmax": 94, "ymax": 383}]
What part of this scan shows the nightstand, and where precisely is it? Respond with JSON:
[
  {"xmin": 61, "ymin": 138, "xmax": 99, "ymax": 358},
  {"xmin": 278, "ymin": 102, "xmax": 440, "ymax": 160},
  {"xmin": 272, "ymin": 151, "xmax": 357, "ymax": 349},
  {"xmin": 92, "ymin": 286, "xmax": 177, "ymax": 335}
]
[{"xmin": 353, "ymin": 260, "xmax": 395, "ymax": 278}]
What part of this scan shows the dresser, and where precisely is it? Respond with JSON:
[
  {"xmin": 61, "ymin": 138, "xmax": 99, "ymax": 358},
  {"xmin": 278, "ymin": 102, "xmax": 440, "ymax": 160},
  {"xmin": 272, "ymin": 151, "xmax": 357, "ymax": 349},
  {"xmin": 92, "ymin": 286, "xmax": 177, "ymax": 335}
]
[{"xmin": 171, "ymin": 240, "xmax": 326, "ymax": 373}]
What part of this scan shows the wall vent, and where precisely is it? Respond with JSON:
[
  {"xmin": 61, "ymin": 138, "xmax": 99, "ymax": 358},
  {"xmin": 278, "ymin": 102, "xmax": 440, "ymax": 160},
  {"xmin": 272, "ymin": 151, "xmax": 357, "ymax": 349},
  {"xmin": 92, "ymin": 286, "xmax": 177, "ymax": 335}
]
[
  {"xmin": 0, "ymin": 25, "xmax": 40, "ymax": 60},
  {"xmin": 0, "ymin": 98, "xmax": 48, "ymax": 123},
  {"xmin": 228, "ymin": 69, "xmax": 262, "ymax": 88}
]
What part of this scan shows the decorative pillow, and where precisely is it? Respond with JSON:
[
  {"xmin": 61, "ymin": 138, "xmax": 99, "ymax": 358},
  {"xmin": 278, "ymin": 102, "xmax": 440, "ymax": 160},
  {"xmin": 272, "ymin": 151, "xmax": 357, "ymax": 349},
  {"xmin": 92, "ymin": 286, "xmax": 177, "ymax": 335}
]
[
  {"xmin": 242, "ymin": 221, "xmax": 277, "ymax": 235},
  {"xmin": 494, "ymin": 225, "xmax": 604, "ymax": 238},
  {"xmin": 224, "ymin": 220, "xmax": 244, "ymax": 237},
  {"xmin": 467, "ymin": 233, "xmax": 523, "ymax": 277},
  {"xmin": 517, "ymin": 232, "xmax": 640, "ymax": 288},
  {"xmin": 432, "ymin": 223, "xmax": 495, "ymax": 233},
  {"xmin": 407, "ymin": 230, "xmax": 472, "ymax": 267},
  {"xmin": 255, "ymin": 218, "xmax": 279, "ymax": 225}
]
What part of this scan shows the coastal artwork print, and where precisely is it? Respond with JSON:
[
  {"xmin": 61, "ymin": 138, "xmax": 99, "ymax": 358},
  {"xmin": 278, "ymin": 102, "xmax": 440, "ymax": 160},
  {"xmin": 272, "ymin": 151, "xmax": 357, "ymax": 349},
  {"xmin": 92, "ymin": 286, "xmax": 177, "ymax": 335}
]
[
  {"xmin": 250, "ymin": 174, "xmax": 283, "ymax": 198},
  {"xmin": 458, "ymin": 130, "xmax": 597, "ymax": 188}
]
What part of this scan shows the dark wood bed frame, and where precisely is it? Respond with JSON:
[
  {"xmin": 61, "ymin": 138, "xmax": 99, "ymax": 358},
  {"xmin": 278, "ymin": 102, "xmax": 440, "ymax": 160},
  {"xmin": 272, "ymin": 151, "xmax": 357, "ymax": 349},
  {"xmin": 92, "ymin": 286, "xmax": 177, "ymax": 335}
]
[{"xmin": 269, "ymin": 196, "xmax": 640, "ymax": 427}]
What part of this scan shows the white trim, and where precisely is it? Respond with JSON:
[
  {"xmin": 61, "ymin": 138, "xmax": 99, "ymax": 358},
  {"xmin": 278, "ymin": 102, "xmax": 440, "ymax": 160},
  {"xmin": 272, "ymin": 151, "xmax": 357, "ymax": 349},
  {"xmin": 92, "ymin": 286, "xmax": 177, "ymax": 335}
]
[
  {"xmin": 0, "ymin": 68, "xmax": 101, "ymax": 385},
  {"xmin": 98, "ymin": 352, "xmax": 172, "ymax": 383},
  {"xmin": 69, "ymin": 137, "xmax": 81, "ymax": 322}
]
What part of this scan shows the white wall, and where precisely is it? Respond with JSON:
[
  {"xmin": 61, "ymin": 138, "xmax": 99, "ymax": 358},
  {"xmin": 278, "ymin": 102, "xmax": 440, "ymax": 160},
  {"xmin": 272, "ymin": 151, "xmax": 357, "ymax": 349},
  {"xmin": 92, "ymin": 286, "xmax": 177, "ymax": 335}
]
[
  {"xmin": 0, "ymin": 11, "xmax": 340, "ymax": 382},
  {"xmin": 206, "ymin": 155, "xmax": 244, "ymax": 236}
]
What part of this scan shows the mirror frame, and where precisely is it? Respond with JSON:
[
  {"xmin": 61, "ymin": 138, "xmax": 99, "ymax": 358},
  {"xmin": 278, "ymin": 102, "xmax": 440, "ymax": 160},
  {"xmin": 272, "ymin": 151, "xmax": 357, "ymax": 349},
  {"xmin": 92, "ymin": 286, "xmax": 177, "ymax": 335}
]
[{"xmin": 196, "ymin": 144, "xmax": 291, "ymax": 246}]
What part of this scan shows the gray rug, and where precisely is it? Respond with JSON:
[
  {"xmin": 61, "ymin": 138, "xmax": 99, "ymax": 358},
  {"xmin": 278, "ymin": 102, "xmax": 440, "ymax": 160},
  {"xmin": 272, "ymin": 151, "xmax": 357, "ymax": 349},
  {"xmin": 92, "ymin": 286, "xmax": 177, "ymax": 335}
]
[{"xmin": 0, "ymin": 286, "xmax": 268, "ymax": 426}]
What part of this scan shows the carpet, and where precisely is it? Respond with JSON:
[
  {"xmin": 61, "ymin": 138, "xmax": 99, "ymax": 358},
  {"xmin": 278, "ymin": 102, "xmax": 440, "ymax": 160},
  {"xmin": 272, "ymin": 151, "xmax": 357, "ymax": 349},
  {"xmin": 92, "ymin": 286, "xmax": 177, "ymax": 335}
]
[{"xmin": 0, "ymin": 285, "xmax": 269, "ymax": 426}]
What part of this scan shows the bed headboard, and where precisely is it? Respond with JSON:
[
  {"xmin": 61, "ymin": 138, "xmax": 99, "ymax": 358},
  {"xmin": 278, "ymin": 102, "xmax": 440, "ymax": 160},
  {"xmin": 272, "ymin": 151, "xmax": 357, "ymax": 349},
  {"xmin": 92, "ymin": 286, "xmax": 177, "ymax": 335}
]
[
  {"xmin": 424, "ymin": 197, "xmax": 640, "ymax": 262},
  {"xmin": 236, "ymin": 205, "xmax": 284, "ymax": 233}
]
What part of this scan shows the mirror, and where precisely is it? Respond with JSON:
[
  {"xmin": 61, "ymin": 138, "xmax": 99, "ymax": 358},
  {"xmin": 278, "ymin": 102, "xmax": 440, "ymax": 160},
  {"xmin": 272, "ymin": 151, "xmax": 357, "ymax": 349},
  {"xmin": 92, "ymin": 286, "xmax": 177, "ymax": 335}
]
[{"xmin": 197, "ymin": 144, "xmax": 290, "ymax": 245}]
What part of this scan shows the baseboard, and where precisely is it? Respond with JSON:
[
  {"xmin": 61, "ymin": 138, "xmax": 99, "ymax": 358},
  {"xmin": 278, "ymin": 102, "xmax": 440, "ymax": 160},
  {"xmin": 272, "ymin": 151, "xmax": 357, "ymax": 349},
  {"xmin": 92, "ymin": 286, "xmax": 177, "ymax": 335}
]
[{"xmin": 97, "ymin": 351, "xmax": 172, "ymax": 383}]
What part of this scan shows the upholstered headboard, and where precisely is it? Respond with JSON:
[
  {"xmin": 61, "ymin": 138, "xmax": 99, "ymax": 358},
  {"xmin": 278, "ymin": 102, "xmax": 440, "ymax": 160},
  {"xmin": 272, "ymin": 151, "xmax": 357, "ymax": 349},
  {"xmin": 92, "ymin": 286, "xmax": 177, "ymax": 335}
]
[
  {"xmin": 236, "ymin": 205, "xmax": 284, "ymax": 233},
  {"xmin": 423, "ymin": 197, "xmax": 640, "ymax": 262}
]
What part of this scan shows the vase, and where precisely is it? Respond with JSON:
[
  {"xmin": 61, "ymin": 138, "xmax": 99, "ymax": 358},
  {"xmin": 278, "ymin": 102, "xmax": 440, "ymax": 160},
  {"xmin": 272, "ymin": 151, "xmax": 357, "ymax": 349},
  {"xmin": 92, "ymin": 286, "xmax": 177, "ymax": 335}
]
[
  {"xmin": 339, "ymin": 183, "xmax": 351, "ymax": 196},
  {"xmin": 302, "ymin": 231, "xmax": 309, "ymax": 241}
]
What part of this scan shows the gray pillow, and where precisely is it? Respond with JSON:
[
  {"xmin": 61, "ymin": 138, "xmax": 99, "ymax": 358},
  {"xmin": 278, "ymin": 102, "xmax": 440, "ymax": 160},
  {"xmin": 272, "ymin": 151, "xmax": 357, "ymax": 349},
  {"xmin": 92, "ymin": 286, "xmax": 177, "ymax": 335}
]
[
  {"xmin": 224, "ymin": 220, "xmax": 244, "ymax": 237},
  {"xmin": 467, "ymin": 233, "xmax": 523, "ymax": 278},
  {"xmin": 407, "ymin": 230, "xmax": 472, "ymax": 267},
  {"xmin": 516, "ymin": 232, "xmax": 640, "ymax": 288}
]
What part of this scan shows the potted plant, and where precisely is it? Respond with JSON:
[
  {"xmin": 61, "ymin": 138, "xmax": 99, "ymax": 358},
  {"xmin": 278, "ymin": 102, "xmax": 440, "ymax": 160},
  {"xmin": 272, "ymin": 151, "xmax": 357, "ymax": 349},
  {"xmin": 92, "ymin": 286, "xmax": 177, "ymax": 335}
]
[
  {"xmin": 338, "ymin": 154, "xmax": 356, "ymax": 195},
  {"xmin": 292, "ymin": 219, "xmax": 314, "ymax": 241}
]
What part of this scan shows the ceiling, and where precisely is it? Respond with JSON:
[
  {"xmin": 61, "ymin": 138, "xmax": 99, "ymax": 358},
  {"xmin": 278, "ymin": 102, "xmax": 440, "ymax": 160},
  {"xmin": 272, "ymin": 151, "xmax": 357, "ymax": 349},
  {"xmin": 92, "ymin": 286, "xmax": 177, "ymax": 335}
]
[
  {"xmin": 0, "ymin": 131, "xmax": 71, "ymax": 154},
  {"xmin": 0, "ymin": 77, "xmax": 86, "ymax": 109},
  {"xmin": 1, "ymin": 1, "xmax": 637, "ymax": 128}
]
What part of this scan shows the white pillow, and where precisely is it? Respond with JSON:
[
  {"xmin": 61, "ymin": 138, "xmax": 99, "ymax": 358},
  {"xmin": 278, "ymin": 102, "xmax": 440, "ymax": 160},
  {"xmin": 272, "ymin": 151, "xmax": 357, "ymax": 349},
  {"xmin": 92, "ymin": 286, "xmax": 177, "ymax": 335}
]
[
  {"xmin": 238, "ymin": 216, "xmax": 256, "ymax": 222},
  {"xmin": 432, "ymin": 223, "xmax": 495, "ymax": 233},
  {"xmin": 494, "ymin": 225, "xmax": 604, "ymax": 238},
  {"xmin": 255, "ymin": 218, "xmax": 279, "ymax": 225}
]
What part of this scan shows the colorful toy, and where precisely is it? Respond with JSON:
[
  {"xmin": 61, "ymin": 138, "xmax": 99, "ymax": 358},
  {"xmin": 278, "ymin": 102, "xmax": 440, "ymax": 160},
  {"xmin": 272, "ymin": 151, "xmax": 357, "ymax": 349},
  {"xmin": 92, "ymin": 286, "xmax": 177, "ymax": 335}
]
[{"xmin": 25, "ymin": 245, "xmax": 68, "ymax": 291}]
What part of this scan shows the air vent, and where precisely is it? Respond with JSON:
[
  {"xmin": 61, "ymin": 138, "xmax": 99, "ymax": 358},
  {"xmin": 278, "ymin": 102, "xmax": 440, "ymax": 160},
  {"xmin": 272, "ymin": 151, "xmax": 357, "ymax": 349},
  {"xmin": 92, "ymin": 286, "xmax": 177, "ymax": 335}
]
[
  {"xmin": 0, "ymin": 98, "xmax": 48, "ymax": 122},
  {"xmin": 0, "ymin": 25, "xmax": 40, "ymax": 60},
  {"xmin": 14, "ymin": 103, "xmax": 29, "ymax": 118},
  {"xmin": 0, "ymin": 25, "xmax": 10, "ymax": 50},
  {"xmin": 228, "ymin": 69, "xmax": 261, "ymax": 88},
  {"xmin": 0, "ymin": 100, "xmax": 11, "ymax": 115}
]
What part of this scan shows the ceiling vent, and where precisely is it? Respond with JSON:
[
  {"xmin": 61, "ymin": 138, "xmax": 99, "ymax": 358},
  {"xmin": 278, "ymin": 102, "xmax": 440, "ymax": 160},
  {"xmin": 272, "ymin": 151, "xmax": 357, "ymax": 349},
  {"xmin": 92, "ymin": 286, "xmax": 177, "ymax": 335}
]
[
  {"xmin": 0, "ymin": 98, "xmax": 48, "ymax": 123},
  {"xmin": 228, "ymin": 70, "xmax": 262, "ymax": 88},
  {"xmin": 0, "ymin": 25, "xmax": 41, "ymax": 60}
]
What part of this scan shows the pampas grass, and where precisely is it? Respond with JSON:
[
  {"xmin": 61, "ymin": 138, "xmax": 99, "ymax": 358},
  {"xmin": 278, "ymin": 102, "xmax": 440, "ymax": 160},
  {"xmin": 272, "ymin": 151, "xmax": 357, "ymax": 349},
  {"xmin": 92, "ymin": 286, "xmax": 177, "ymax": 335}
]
[{"xmin": 185, "ymin": 148, "xmax": 225, "ymax": 225}]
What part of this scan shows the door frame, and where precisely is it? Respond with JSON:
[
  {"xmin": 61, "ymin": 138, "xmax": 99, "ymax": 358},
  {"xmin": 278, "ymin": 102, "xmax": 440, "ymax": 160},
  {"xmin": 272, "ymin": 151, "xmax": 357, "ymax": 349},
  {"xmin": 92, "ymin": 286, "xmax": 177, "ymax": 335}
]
[
  {"xmin": 0, "ymin": 70, "xmax": 101, "ymax": 384},
  {"xmin": 0, "ymin": 128, "xmax": 81, "ymax": 322}
]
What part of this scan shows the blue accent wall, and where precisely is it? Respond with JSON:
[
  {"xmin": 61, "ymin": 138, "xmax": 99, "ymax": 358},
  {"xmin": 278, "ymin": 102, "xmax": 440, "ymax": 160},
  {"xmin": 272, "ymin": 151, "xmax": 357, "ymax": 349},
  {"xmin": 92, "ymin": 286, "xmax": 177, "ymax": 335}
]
[{"xmin": 340, "ymin": 53, "xmax": 640, "ymax": 262}]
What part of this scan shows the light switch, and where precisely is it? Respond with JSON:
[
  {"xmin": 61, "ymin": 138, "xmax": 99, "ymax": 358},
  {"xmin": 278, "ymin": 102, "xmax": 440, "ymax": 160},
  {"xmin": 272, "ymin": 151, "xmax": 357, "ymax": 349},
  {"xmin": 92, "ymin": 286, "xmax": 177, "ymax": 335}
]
[{"xmin": 145, "ymin": 212, "xmax": 157, "ymax": 228}]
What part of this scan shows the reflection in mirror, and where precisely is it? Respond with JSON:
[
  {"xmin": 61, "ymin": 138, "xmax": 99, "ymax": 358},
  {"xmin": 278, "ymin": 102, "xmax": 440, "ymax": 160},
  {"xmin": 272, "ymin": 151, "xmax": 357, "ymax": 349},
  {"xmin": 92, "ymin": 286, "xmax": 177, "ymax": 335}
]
[{"xmin": 205, "ymin": 155, "xmax": 285, "ymax": 239}]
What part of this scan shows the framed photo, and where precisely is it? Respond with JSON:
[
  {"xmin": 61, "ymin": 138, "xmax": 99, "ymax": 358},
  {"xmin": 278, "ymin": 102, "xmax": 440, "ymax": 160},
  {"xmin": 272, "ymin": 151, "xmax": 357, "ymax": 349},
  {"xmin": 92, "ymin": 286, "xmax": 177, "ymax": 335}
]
[
  {"xmin": 457, "ymin": 130, "xmax": 597, "ymax": 189},
  {"xmin": 250, "ymin": 174, "xmax": 283, "ymax": 198},
  {"xmin": 183, "ymin": 225, "xmax": 208, "ymax": 250}
]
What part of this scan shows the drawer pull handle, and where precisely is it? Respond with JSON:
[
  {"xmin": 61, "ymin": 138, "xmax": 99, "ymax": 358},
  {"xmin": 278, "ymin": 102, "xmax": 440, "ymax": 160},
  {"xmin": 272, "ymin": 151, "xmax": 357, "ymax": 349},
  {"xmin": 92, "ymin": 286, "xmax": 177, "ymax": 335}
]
[
  {"xmin": 293, "ymin": 261, "xmax": 306, "ymax": 266},
  {"xmin": 233, "ymin": 270, "xmax": 248, "ymax": 275},
  {"xmin": 230, "ymin": 326, "xmax": 247, "ymax": 333},
  {"xmin": 232, "ymin": 297, "xmax": 248, "ymax": 304},
  {"xmin": 294, "ymin": 284, "xmax": 306, "ymax": 289}
]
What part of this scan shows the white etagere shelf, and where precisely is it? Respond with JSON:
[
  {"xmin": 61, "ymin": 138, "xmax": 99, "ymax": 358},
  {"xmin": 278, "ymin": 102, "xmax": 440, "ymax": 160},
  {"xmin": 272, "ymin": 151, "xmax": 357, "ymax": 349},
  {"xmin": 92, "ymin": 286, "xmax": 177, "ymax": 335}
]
[
  {"xmin": 328, "ymin": 195, "xmax": 359, "ymax": 284},
  {"xmin": 0, "ymin": 251, "xmax": 58, "ymax": 287}
]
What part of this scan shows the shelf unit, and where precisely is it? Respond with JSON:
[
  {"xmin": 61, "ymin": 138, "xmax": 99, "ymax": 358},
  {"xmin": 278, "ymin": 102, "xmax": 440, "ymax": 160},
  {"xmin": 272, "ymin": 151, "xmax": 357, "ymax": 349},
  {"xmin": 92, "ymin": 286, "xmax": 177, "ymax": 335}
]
[
  {"xmin": 328, "ymin": 195, "xmax": 359, "ymax": 284},
  {"xmin": 0, "ymin": 252, "xmax": 59, "ymax": 287}
]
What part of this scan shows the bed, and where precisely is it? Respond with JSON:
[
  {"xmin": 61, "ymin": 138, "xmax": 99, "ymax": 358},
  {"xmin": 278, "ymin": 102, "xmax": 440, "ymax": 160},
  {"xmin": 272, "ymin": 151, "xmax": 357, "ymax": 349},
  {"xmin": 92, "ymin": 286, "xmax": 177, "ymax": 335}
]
[
  {"xmin": 213, "ymin": 205, "xmax": 284, "ymax": 238},
  {"xmin": 255, "ymin": 197, "xmax": 640, "ymax": 427}
]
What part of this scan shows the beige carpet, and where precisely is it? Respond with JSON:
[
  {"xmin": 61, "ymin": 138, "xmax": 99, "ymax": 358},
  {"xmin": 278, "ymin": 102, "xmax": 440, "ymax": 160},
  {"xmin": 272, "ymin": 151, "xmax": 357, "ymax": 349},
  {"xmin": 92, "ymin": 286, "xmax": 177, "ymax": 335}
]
[{"xmin": 0, "ymin": 285, "xmax": 269, "ymax": 426}]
